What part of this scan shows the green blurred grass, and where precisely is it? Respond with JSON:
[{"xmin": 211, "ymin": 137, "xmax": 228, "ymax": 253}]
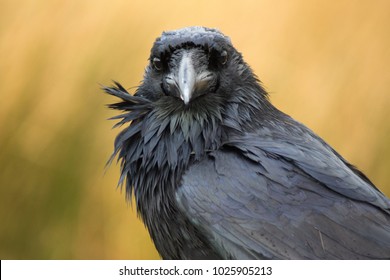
[{"xmin": 0, "ymin": 0, "xmax": 389, "ymax": 259}]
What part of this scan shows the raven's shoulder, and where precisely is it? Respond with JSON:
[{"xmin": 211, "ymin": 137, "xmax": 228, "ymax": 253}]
[
  {"xmin": 176, "ymin": 147, "xmax": 390, "ymax": 259},
  {"xmin": 226, "ymin": 112, "xmax": 390, "ymax": 211}
]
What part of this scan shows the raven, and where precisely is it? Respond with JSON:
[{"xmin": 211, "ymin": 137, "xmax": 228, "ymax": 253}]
[{"xmin": 103, "ymin": 26, "xmax": 390, "ymax": 259}]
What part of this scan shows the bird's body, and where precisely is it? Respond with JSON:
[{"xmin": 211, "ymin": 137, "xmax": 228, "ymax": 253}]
[{"xmin": 104, "ymin": 27, "xmax": 390, "ymax": 259}]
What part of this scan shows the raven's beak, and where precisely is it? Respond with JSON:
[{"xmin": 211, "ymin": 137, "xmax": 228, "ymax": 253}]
[{"xmin": 178, "ymin": 53, "xmax": 196, "ymax": 105}]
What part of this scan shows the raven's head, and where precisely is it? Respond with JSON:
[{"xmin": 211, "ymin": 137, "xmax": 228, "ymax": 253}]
[
  {"xmin": 143, "ymin": 27, "xmax": 234, "ymax": 105},
  {"xmin": 137, "ymin": 26, "xmax": 266, "ymax": 107}
]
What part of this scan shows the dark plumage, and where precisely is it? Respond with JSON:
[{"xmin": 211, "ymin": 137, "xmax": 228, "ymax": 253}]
[{"xmin": 103, "ymin": 26, "xmax": 390, "ymax": 259}]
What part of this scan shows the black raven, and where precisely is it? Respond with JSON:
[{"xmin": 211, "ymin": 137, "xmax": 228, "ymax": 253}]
[{"xmin": 103, "ymin": 26, "xmax": 390, "ymax": 259}]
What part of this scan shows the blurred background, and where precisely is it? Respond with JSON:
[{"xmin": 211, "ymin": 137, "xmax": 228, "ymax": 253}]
[{"xmin": 0, "ymin": 0, "xmax": 389, "ymax": 259}]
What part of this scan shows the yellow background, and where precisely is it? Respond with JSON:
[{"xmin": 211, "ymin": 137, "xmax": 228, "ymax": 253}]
[{"xmin": 0, "ymin": 0, "xmax": 389, "ymax": 259}]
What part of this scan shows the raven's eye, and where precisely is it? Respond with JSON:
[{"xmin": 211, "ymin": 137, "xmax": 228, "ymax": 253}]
[
  {"xmin": 152, "ymin": 57, "xmax": 163, "ymax": 71},
  {"xmin": 208, "ymin": 49, "xmax": 228, "ymax": 69},
  {"xmin": 220, "ymin": 50, "xmax": 228, "ymax": 65}
]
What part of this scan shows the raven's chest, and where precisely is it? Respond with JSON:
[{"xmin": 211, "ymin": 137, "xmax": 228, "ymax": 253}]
[
  {"xmin": 132, "ymin": 160, "xmax": 221, "ymax": 259},
  {"xmin": 120, "ymin": 108, "xmax": 224, "ymax": 258}
]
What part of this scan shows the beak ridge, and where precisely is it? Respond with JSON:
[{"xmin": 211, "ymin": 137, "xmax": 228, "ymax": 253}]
[{"xmin": 178, "ymin": 53, "xmax": 196, "ymax": 104}]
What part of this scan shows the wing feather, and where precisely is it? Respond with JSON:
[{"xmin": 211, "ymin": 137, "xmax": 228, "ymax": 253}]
[{"xmin": 176, "ymin": 149, "xmax": 390, "ymax": 259}]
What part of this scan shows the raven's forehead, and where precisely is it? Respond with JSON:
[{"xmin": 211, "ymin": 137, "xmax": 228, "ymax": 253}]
[
  {"xmin": 160, "ymin": 27, "xmax": 230, "ymax": 43},
  {"xmin": 151, "ymin": 26, "xmax": 232, "ymax": 56}
]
